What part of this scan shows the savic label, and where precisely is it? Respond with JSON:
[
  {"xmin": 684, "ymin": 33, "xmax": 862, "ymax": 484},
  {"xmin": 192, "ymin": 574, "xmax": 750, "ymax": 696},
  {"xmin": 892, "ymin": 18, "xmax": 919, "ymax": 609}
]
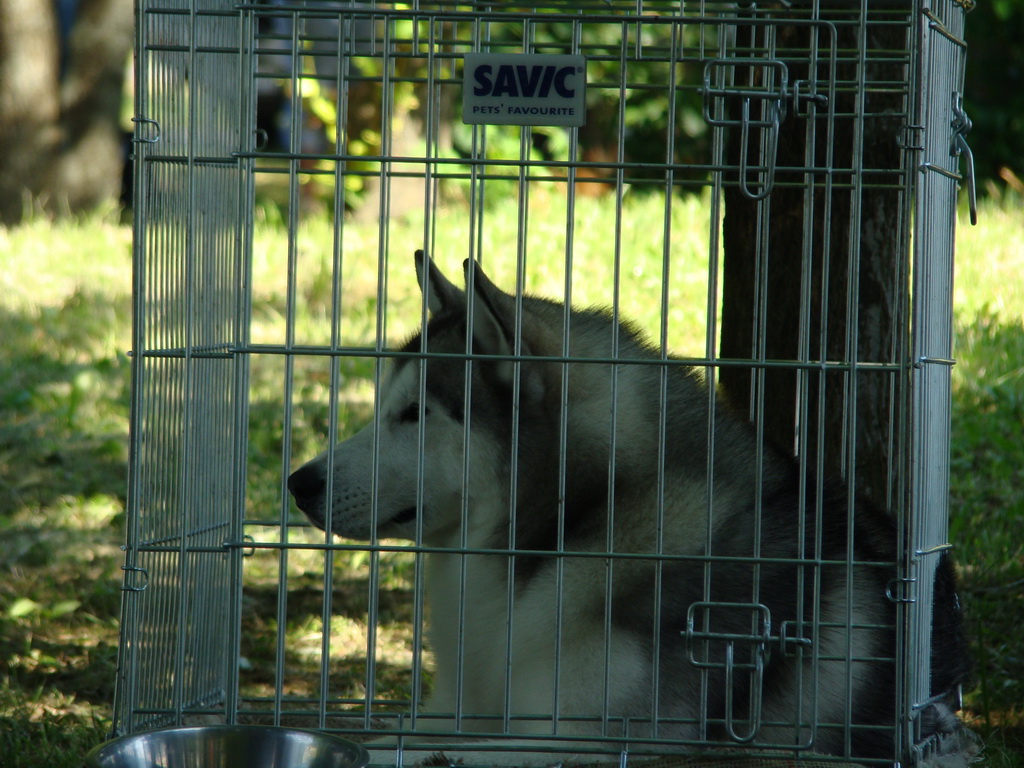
[{"xmin": 463, "ymin": 53, "xmax": 587, "ymax": 127}]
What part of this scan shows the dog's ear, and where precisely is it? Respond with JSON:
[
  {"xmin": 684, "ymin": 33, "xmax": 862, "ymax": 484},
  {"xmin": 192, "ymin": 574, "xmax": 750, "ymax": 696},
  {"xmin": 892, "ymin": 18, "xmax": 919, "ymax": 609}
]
[
  {"xmin": 463, "ymin": 259, "xmax": 529, "ymax": 390},
  {"xmin": 414, "ymin": 249, "xmax": 463, "ymax": 315}
]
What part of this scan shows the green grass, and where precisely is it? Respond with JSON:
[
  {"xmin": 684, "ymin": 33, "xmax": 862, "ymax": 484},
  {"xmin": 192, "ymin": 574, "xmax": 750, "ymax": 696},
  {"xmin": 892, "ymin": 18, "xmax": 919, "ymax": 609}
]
[
  {"xmin": 1, "ymin": 191, "xmax": 1022, "ymax": 765},
  {"xmin": 947, "ymin": 192, "xmax": 1024, "ymax": 760}
]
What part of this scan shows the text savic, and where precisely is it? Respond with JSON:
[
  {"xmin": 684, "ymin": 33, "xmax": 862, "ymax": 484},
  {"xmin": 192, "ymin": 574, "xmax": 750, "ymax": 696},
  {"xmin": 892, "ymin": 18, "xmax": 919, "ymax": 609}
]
[{"xmin": 462, "ymin": 53, "xmax": 587, "ymax": 127}]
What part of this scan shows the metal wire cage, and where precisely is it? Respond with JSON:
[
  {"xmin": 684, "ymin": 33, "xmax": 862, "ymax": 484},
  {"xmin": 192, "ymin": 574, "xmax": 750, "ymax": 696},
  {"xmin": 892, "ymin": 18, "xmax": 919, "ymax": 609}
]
[{"xmin": 116, "ymin": 1, "xmax": 974, "ymax": 765}]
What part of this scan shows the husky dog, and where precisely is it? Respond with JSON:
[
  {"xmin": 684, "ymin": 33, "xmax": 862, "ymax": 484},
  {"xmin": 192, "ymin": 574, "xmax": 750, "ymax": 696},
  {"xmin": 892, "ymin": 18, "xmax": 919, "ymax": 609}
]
[{"xmin": 289, "ymin": 252, "xmax": 970, "ymax": 765}]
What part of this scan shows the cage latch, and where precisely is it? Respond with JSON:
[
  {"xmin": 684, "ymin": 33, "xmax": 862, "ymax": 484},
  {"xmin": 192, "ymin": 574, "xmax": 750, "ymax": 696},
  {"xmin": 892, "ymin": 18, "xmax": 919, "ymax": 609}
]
[
  {"xmin": 701, "ymin": 59, "xmax": 789, "ymax": 201},
  {"xmin": 685, "ymin": 602, "xmax": 772, "ymax": 743},
  {"xmin": 120, "ymin": 564, "xmax": 150, "ymax": 592},
  {"xmin": 950, "ymin": 93, "xmax": 977, "ymax": 225},
  {"xmin": 918, "ymin": 91, "xmax": 978, "ymax": 225},
  {"xmin": 792, "ymin": 80, "xmax": 828, "ymax": 117},
  {"xmin": 131, "ymin": 116, "xmax": 161, "ymax": 144}
]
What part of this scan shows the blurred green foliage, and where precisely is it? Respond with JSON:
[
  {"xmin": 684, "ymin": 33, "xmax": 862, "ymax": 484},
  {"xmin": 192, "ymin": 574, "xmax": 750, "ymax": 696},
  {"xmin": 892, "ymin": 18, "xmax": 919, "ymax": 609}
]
[{"xmin": 963, "ymin": 1, "xmax": 1024, "ymax": 192}]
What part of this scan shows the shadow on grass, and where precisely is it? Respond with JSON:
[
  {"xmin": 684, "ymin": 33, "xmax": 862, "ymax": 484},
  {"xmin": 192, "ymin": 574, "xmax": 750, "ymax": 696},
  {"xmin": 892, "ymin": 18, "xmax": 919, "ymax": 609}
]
[
  {"xmin": 239, "ymin": 574, "xmax": 417, "ymax": 705},
  {"xmin": 0, "ymin": 292, "xmax": 130, "ymax": 766},
  {"xmin": 0, "ymin": 293, "xmax": 131, "ymax": 515}
]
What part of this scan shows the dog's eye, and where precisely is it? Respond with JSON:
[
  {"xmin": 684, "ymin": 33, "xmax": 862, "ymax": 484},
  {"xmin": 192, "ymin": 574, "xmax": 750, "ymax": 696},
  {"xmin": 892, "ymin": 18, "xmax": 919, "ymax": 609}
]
[{"xmin": 398, "ymin": 402, "xmax": 429, "ymax": 423}]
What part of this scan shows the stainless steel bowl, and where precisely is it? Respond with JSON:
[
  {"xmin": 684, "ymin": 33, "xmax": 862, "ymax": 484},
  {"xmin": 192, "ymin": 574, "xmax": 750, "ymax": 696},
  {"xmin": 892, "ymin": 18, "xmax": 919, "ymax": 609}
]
[{"xmin": 84, "ymin": 725, "xmax": 370, "ymax": 768}]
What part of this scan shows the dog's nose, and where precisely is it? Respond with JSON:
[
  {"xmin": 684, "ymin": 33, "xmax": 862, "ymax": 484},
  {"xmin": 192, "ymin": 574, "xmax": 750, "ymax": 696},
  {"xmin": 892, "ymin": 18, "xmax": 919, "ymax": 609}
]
[{"xmin": 288, "ymin": 462, "xmax": 325, "ymax": 511}]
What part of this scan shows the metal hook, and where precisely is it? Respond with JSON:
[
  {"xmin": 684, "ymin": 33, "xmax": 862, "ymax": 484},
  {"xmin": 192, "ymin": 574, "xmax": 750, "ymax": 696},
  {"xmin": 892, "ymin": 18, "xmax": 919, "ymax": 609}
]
[
  {"xmin": 131, "ymin": 117, "xmax": 161, "ymax": 144},
  {"xmin": 886, "ymin": 576, "xmax": 917, "ymax": 604},
  {"xmin": 722, "ymin": 640, "xmax": 766, "ymax": 743},
  {"xmin": 737, "ymin": 97, "xmax": 782, "ymax": 201},
  {"xmin": 121, "ymin": 564, "xmax": 150, "ymax": 592},
  {"xmin": 950, "ymin": 93, "xmax": 977, "ymax": 225}
]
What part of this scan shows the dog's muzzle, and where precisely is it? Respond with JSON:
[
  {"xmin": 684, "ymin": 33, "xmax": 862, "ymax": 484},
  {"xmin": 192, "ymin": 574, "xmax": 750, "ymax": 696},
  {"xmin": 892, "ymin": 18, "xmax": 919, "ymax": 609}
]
[{"xmin": 287, "ymin": 462, "xmax": 326, "ymax": 526}]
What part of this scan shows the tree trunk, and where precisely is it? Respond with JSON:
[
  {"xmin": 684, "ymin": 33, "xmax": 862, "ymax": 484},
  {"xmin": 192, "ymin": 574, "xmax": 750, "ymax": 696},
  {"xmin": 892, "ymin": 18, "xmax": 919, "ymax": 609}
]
[
  {"xmin": 0, "ymin": 0, "xmax": 60, "ymax": 225},
  {"xmin": 44, "ymin": 0, "xmax": 134, "ymax": 215},
  {"xmin": 719, "ymin": 11, "xmax": 909, "ymax": 511},
  {"xmin": 0, "ymin": 0, "xmax": 132, "ymax": 225}
]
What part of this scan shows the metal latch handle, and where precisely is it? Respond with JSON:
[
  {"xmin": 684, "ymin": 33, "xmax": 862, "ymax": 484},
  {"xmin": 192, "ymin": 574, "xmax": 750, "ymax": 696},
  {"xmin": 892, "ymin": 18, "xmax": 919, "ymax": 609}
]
[{"xmin": 701, "ymin": 59, "xmax": 789, "ymax": 201}]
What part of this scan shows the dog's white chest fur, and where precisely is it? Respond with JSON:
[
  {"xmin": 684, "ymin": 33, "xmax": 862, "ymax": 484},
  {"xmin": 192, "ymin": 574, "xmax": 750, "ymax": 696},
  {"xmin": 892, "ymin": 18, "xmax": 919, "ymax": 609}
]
[{"xmin": 423, "ymin": 546, "xmax": 651, "ymax": 737}]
